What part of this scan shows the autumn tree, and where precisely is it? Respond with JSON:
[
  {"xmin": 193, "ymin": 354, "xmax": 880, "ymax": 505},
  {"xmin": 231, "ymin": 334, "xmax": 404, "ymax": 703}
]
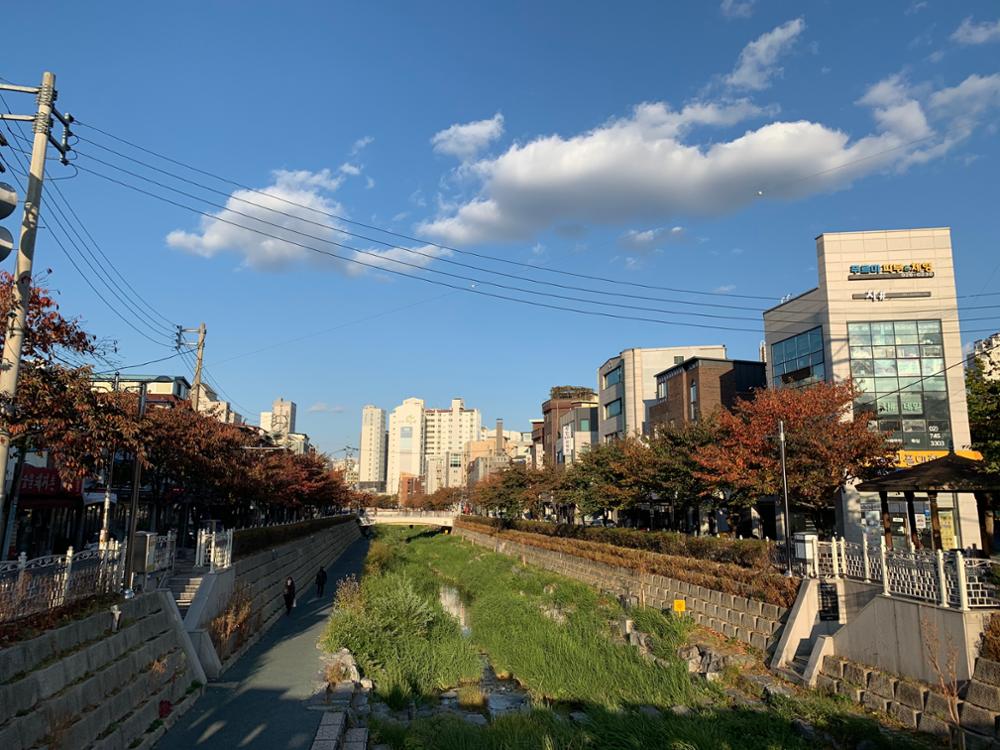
[
  {"xmin": 416, "ymin": 486, "xmax": 463, "ymax": 511},
  {"xmin": 967, "ymin": 358, "xmax": 1000, "ymax": 472},
  {"xmin": 472, "ymin": 464, "xmax": 548, "ymax": 518},
  {"xmin": 646, "ymin": 416, "xmax": 726, "ymax": 527},
  {"xmin": 693, "ymin": 381, "xmax": 894, "ymax": 531}
]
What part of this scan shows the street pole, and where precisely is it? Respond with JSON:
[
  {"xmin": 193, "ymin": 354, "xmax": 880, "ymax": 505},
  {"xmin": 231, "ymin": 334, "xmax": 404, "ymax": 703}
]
[
  {"xmin": 122, "ymin": 383, "xmax": 149, "ymax": 591},
  {"xmin": 0, "ymin": 72, "xmax": 56, "ymax": 544},
  {"xmin": 190, "ymin": 322, "xmax": 206, "ymax": 412},
  {"xmin": 100, "ymin": 372, "xmax": 121, "ymax": 546},
  {"xmin": 778, "ymin": 419, "xmax": 793, "ymax": 576}
]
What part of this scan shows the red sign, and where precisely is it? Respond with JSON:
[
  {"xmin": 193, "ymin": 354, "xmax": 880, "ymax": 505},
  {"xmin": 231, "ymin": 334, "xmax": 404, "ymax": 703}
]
[{"xmin": 19, "ymin": 466, "xmax": 83, "ymax": 497}]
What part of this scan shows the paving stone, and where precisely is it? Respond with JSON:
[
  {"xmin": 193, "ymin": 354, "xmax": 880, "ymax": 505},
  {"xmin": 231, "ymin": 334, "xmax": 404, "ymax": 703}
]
[
  {"xmin": 815, "ymin": 674, "xmax": 839, "ymax": 694},
  {"xmin": 862, "ymin": 692, "xmax": 889, "ymax": 713},
  {"xmin": 310, "ymin": 741, "xmax": 337, "ymax": 750},
  {"xmin": 837, "ymin": 682, "xmax": 864, "ymax": 703},
  {"xmin": 842, "ymin": 662, "xmax": 870, "ymax": 687},
  {"xmin": 974, "ymin": 659, "xmax": 1000, "ymax": 688},
  {"xmin": 967, "ymin": 682, "xmax": 1000, "ymax": 713},
  {"xmin": 925, "ymin": 690, "xmax": 960, "ymax": 720},
  {"xmin": 822, "ymin": 656, "xmax": 845, "ymax": 679},
  {"xmin": 888, "ymin": 701, "xmax": 920, "ymax": 728},
  {"xmin": 894, "ymin": 680, "xmax": 928, "ymax": 710},
  {"xmin": 867, "ymin": 670, "xmax": 897, "ymax": 700},
  {"xmin": 960, "ymin": 702, "xmax": 999, "ymax": 736},
  {"xmin": 917, "ymin": 711, "xmax": 954, "ymax": 739}
]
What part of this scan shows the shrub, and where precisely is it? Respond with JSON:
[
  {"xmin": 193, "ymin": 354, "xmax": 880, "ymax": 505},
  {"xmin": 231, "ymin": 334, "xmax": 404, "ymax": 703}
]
[
  {"xmin": 983, "ymin": 613, "xmax": 1000, "ymax": 661},
  {"xmin": 458, "ymin": 515, "xmax": 773, "ymax": 570},
  {"xmin": 233, "ymin": 515, "xmax": 356, "ymax": 558}
]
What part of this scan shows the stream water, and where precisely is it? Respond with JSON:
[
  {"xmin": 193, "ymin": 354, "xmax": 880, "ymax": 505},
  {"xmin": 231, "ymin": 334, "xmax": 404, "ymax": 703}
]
[{"xmin": 438, "ymin": 585, "xmax": 532, "ymax": 718}]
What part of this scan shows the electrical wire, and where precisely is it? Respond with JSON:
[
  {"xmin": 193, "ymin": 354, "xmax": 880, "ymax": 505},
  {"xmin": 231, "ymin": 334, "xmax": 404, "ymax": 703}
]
[
  {"xmin": 74, "ymin": 162, "xmax": 1000, "ymax": 333},
  {"xmin": 70, "ymin": 138, "xmax": 1000, "ymax": 323}
]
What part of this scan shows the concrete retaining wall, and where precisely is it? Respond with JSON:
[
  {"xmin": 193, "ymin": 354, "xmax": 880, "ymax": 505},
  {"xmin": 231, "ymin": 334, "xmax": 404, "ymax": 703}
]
[
  {"xmin": 818, "ymin": 653, "xmax": 1000, "ymax": 745},
  {"xmin": 0, "ymin": 591, "xmax": 203, "ymax": 750},
  {"xmin": 455, "ymin": 525, "xmax": 787, "ymax": 652}
]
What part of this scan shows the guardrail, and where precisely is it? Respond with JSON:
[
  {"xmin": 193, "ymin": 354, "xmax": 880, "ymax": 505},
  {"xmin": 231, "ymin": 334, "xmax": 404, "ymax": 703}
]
[
  {"xmin": 787, "ymin": 535, "xmax": 999, "ymax": 610},
  {"xmin": 0, "ymin": 542, "xmax": 123, "ymax": 623},
  {"xmin": 194, "ymin": 528, "xmax": 233, "ymax": 571}
]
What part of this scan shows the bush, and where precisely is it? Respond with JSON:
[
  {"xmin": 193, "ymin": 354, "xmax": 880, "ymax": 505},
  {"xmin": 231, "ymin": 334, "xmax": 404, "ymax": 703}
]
[
  {"xmin": 983, "ymin": 613, "xmax": 1000, "ymax": 661},
  {"xmin": 459, "ymin": 516, "xmax": 773, "ymax": 570},
  {"xmin": 457, "ymin": 519, "xmax": 798, "ymax": 608},
  {"xmin": 233, "ymin": 515, "xmax": 357, "ymax": 558}
]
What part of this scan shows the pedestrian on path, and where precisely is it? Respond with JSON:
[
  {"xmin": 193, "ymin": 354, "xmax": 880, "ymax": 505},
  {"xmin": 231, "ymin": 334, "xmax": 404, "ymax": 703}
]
[
  {"xmin": 283, "ymin": 576, "xmax": 296, "ymax": 615},
  {"xmin": 315, "ymin": 567, "xmax": 327, "ymax": 597}
]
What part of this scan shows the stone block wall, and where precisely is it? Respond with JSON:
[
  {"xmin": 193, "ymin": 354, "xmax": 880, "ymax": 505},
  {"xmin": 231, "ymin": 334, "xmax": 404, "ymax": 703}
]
[
  {"xmin": 234, "ymin": 520, "xmax": 361, "ymax": 636},
  {"xmin": 817, "ymin": 653, "xmax": 1000, "ymax": 744},
  {"xmin": 455, "ymin": 526, "xmax": 787, "ymax": 652},
  {"xmin": 0, "ymin": 592, "xmax": 201, "ymax": 750}
]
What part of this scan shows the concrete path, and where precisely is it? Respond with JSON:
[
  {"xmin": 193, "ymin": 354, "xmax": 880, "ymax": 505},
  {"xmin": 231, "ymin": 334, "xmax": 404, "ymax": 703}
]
[{"xmin": 157, "ymin": 538, "xmax": 369, "ymax": 750}]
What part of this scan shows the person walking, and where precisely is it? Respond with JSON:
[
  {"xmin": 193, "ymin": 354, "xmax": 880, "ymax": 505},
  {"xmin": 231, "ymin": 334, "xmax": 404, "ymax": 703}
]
[
  {"xmin": 315, "ymin": 567, "xmax": 328, "ymax": 597},
  {"xmin": 283, "ymin": 576, "xmax": 296, "ymax": 616}
]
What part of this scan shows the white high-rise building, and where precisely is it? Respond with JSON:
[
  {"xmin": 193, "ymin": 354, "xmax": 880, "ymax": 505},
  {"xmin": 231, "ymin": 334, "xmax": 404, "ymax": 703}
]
[
  {"xmin": 359, "ymin": 405, "xmax": 387, "ymax": 489},
  {"xmin": 423, "ymin": 398, "xmax": 481, "ymax": 490},
  {"xmin": 261, "ymin": 397, "xmax": 296, "ymax": 438},
  {"xmin": 386, "ymin": 398, "xmax": 425, "ymax": 497}
]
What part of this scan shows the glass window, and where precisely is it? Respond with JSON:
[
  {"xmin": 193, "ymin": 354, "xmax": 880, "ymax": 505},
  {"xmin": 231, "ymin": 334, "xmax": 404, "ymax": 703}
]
[
  {"xmin": 674, "ymin": 355, "xmax": 684, "ymax": 364},
  {"xmin": 849, "ymin": 319, "xmax": 952, "ymax": 453},
  {"xmin": 772, "ymin": 327, "xmax": 825, "ymax": 388},
  {"xmin": 874, "ymin": 359, "xmax": 898, "ymax": 376},
  {"xmin": 605, "ymin": 399, "xmax": 622, "ymax": 418},
  {"xmin": 579, "ymin": 418, "xmax": 590, "ymax": 432},
  {"xmin": 656, "ymin": 379, "xmax": 668, "ymax": 400},
  {"xmin": 605, "ymin": 365, "xmax": 623, "ymax": 388}
]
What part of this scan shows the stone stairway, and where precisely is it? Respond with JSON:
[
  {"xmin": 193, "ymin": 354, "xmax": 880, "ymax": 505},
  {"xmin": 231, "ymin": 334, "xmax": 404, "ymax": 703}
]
[
  {"xmin": 776, "ymin": 639, "xmax": 814, "ymax": 685},
  {"xmin": 167, "ymin": 560, "xmax": 204, "ymax": 618}
]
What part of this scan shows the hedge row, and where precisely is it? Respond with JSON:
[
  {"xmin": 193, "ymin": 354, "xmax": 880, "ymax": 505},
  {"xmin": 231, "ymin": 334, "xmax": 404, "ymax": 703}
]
[
  {"xmin": 233, "ymin": 514, "xmax": 357, "ymax": 558},
  {"xmin": 456, "ymin": 519, "xmax": 798, "ymax": 608},
  {"xmin": 461, "ymin": 515, "xmax": 774, "ymax": 570}
]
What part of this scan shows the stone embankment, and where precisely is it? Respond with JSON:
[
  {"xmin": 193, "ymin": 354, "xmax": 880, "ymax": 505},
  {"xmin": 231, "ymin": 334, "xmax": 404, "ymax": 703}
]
[
  {"xmin": 455, "ymin": 525, "xmax": 787, "ymax": 653},
  {"xmin": 0, "ymin": 591, "xmax": 203, "ymax": 750}
]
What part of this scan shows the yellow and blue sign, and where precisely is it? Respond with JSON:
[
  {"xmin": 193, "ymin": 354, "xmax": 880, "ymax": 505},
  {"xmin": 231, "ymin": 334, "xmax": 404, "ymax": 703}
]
[{"xmin": 849, "ymin": 262, "xmax": 933, "ymax": 279}]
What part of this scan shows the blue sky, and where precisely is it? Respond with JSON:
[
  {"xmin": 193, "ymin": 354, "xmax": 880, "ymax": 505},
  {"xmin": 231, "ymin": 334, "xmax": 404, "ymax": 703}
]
[{"xmin": 2, "ymin": 1, "xmax": 1000, "ymax": 453}]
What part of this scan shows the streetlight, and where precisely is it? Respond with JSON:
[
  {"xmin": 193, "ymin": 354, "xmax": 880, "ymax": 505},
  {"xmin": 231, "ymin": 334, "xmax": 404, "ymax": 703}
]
[{"xmin": 778, "ymin": 419, "xmax": 793, "ymax": 577}]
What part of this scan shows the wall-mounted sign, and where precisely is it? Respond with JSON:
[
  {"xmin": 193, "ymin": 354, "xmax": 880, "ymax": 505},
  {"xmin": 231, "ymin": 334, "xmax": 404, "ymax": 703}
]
[{"xmin": 849, "ymin": 262, "xmax": 934, "ymax": 281}]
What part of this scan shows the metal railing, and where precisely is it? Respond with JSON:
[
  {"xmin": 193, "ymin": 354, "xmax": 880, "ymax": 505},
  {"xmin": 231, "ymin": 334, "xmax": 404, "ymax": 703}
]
[
  {"xmin": 0, "ymin": 542, "xmax": 123, "ymax": 623},
  {"xmin": 194, "ymin": 528, "xmax": 233, "ymax": 571},
  {"xmin": 788, "ymin": 535, "xmax": 999, "ymax": 610}
]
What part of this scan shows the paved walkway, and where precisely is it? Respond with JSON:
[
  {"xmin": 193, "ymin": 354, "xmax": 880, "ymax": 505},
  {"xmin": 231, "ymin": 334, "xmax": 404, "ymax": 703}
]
[{"xmin": 157, "ymin": 538, "xmax": 369, "ymax": 750}]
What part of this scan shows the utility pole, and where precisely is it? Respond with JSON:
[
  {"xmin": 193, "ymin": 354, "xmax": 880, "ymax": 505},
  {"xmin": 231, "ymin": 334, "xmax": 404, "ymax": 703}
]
[
  {"xmin": 0, "ymin": 72, "xmax": 73, "ymax": 551},
  {"xmin": 778, "ymin": 419, "xmax": 793, "ymax": 577},
  {"xmin": 190, "ymin": 322, "xmax": 206, "ymax": 412},
  {"xmin": 122, "ymin": 383, "xmax": 150, "ymax": 592},
  {"xmin": 100, "ymin": 373, "xmax": 121, "ymax": 546}
]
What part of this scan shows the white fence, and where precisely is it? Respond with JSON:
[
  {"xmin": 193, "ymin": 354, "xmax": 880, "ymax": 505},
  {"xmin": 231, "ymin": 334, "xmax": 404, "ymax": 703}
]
[
  {"xmin": 194, "ymin": 528, "xmax": 233, "ymax": 571},
  {"xmin": 0, "ymin": 543, "xmax": 123, "ymax": 623},
  {"xmin": 792, "ymin": 535, "xmax": 999, "ymax": 610}
]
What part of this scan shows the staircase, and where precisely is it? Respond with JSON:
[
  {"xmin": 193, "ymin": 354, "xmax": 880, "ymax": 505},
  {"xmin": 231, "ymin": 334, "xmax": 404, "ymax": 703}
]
[
  {"xmin": 167, "ymin": 559, "xmax": 204, "ymax": 618},
  {"xmin": 775, "ymin": 637, "xmax": 814, "ymax": 685}
]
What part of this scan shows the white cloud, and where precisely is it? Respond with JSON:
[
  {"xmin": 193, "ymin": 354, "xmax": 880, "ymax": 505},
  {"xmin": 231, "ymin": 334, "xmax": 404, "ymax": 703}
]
[
  {"xmin": 417, "ymin": 69, "xmax": 999, "ymax": 247},
  {"xmin": 951, "ymin": 17, "xmax": 1000, "ymax": 45},
  {"xmin": 350, "ymin": 136, "xmax": 374, "ymax": 155},
  {"xmin": 167, "ymin": 168, "xmax": 449, "ymax": 273},
  {"xmin": 618, "ymin": 226, "xmax": 687, "ymax": 252},
  {"xmin": 720, "ymin": 0, "xmax": 754, "ymax": 20},
  {"xmin": 339, "ymin": 163, "xmax": 362, "ymax": 176},
  {"xmin": 714, "ymin": 284, "xmax": 737, "ymax": 293},
  {"xmin": 905, "ymin": 1, "xmax": 927, "ymax": 15},
  {"xmin": 308, "ymin": 402, "xmax": 345, "ymax": 414},
  {"xmin": 431, "ymin": 114, "xmax": 505, "ymax": 160},
  {"xmin": 726, "ymin": 18, "xmax": 806, "ymax": 91},
  {"xmin": 366, "ymin": 176, "xmax": 376, "ymax": 189}
]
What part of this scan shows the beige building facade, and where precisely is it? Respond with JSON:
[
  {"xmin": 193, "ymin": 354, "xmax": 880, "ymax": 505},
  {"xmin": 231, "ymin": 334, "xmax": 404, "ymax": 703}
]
[
  {"xmin": 358, "ymin": 405, "xmax": 387, "ymax": 489},
  {"xmin": 386, "ymin": 398, "xmax": 425, "ymax": 496},
  {"xmin": 764, "ymin": 228, "xmax": 977, "ymax": 549},
  {"xmin": 597, "ymin": 345, "xmax": 727, "ymax": 442}
]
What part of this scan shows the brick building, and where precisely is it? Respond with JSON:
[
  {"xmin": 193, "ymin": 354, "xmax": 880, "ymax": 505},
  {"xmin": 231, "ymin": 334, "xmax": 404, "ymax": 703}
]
[{"xmin": 648, "ymin": 357, "xmax": 766, "ymax": 429}]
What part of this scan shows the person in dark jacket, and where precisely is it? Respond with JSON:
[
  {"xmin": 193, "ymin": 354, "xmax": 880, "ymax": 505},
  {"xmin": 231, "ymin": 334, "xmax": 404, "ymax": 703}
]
[
  {"xmin": 315, "ymin": 567, "xmax": 328, "ymax": 597},
  {"xmin": 283, "ymin": 577, "xmax": 296, "ymax": 615}
]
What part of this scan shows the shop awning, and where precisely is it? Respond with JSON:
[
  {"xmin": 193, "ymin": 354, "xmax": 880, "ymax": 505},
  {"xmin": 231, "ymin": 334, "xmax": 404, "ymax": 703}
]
[{"xmin": 858, "ymin": 452, "xmax": 1000, "ymax": 493}]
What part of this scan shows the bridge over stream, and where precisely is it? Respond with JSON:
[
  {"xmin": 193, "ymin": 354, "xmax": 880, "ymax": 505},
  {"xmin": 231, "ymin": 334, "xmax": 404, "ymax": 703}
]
[{"xmin": 360, "ymin": 510, "xmax": 457, "ymax": 528}]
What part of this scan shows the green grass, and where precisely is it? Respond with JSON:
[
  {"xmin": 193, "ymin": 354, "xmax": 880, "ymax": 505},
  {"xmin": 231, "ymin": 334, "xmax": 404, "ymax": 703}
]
[{"xmin": 328, "ymin": 527, "xmax": 933, "ymax": 750}]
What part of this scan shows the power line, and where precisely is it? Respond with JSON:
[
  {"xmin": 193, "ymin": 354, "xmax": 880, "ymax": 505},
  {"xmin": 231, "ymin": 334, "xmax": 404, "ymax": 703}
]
[
  {"xmin": 74, "ymin": 162, "xmax": 1000, "ymax": 332},
  {"xmin": 0, "ymin": 120, "xmax": 177, "ymax": 349},
  {"xmin": 70, "ymin": 137, "xmax": 1000, "ymax": 323},
  {"xmin": 91, "ymin": 351, "xmax": 187, "ymax": 375}
]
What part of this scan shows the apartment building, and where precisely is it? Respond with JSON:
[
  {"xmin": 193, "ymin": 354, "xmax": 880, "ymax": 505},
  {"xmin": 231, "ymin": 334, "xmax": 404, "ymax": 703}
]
[
  {"xmin": 597, "ymin": 345, "xmax": 727, "ymax": 441},
  {"xmin": 358, "ymin": 405, "xmax": 387, "ymax": 491}
]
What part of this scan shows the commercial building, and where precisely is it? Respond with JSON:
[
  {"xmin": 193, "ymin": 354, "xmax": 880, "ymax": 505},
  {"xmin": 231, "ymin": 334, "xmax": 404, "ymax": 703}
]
[
  {"xmin": 530, "ymin": 420, "xmax": 544, "ymax": 469},
  {"xmin": 763, "ymin": 227, "xmax": 976, "ymax": 549},
  {"xmin": 597, "ymin": 345, "xmax": 727, "ymax": 442},
  {"xmin": 541, "ymin": 387, "xmax": 597, "ymax": 466},
  {"xmin": 648, "ymin": 357, "xmax": 766, "ymax": 429},
  {"xmin": 192, "ymin": 383, "xmax": 244, "ymax": 425},
  {"xmin": 556, "ymin": 404, "xmax": 598, "ymax": 464},
  {"xmin": 91, "ymin": 375, "xmax": 192, "ymax": 408},
  {"xmin": 358, "ymin": 405, "xmax": 387, "ymax": 491},
  {"xmin": 398, "ymin": 474, "xmax": 424, "ymax": 506},
  {"xmin": 386, "ymin": 398, "xmax": 425, "ymax": 496}
]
